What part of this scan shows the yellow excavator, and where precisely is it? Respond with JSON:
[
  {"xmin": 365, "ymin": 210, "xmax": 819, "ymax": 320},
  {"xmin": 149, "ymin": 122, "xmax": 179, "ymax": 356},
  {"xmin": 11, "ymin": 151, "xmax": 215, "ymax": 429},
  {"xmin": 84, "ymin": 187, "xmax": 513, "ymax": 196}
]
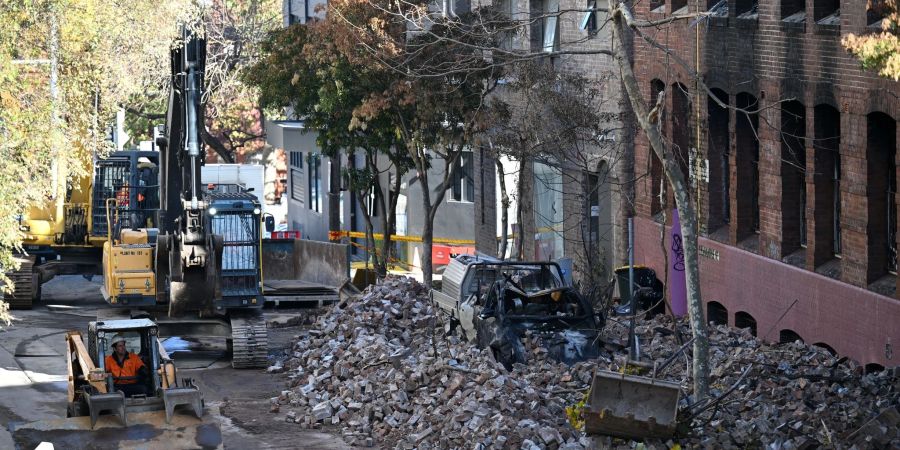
[
  {"xmin": 98, "ymin": 27, "xmax": 268, "ymax": 369},
  {"xmin": 6, "ymin": 27, "xmax": 270, "ymax": 369},
  {"xmin": 5, "ymin": 149, "xmax": 162, "ymax": 310},
  {"xmin": 9, "ymin": 318, "xmax": 222, "ymax": 449}
]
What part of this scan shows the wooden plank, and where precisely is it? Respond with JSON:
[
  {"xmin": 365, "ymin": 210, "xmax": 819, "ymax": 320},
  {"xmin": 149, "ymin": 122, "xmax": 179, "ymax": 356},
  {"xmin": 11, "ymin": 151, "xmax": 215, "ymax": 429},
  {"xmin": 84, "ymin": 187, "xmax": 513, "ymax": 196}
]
[
  {"xmin": 68, "ymin": 331, "xmax": 107, "ymax": 394},
  {"xmin": 66, "ymin": 336, "xmax": 75, "ymax": 403}
]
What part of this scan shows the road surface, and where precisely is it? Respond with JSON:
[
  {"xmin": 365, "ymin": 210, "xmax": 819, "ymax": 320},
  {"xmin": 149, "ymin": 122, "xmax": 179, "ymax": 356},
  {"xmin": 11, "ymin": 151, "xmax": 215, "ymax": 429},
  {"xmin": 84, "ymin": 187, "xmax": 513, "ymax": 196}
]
[{"xmin": 0, "ymin": 275, "xmax": 349, "ymax": 449}]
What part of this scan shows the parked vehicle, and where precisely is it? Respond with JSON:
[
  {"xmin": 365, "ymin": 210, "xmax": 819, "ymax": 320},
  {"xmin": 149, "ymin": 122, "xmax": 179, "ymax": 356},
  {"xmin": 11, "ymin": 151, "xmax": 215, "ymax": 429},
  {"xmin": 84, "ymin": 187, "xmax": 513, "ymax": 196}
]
[{"xmin": 432, "ymin": 255, "xmax": 604, "ymax": 368}]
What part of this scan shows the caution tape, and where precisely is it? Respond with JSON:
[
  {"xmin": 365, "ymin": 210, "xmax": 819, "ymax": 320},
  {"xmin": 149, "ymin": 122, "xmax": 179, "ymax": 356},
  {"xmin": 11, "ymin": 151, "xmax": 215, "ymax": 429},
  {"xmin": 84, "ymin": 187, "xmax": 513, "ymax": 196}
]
[{"xmin": 329, "ymin": 230, "xmax": 474, "ymax": 246}]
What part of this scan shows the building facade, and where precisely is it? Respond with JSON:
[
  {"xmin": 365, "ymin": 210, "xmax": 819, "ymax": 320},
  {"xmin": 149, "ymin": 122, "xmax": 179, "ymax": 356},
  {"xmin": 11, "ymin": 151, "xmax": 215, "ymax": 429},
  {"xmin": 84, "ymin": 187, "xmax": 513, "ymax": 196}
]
[
  {"xmin": 630, "ymin": 0, "xmax": 899, "ymax": 369},
  {"xmin": 473, "ymin": 0, "xmax": 632, "ymax": 285},
  {"xmin": 266, "ymin": 119, "xmax": 479, "ymax": 269}
]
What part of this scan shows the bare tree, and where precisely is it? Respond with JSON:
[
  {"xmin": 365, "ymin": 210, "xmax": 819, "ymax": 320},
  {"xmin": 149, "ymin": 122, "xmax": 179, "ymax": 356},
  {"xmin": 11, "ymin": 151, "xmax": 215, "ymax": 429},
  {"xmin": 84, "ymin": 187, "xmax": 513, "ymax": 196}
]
[{"xmin": 329, "ymin": 0, "xmax": 733, "ymax": 397}]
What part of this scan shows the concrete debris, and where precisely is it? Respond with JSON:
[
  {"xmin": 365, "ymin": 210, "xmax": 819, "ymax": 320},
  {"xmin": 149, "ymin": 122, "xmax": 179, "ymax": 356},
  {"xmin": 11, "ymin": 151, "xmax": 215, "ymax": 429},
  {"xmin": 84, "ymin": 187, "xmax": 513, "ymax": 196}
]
[
  {"xmin": 278, "ymin": 276, "xmax": 594, "ymax": 448},
  {"xmin": 600, "ymin": 315, "xmax": 900, "ymax": 448},
  {"xmin": 276, "ymin": 276, "xmax": 898, "ymax": 448}
]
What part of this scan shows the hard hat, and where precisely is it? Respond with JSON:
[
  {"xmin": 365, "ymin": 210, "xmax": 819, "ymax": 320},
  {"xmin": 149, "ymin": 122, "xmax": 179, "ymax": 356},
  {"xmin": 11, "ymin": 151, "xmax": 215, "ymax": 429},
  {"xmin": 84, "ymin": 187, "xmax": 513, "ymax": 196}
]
[
  {"xmin": 137, "ymin": 157, "xmax": 157, "ymax": 168},
  {"xmin": 110, "ymin": 334, "xmax": 127, "ymax": 348}
]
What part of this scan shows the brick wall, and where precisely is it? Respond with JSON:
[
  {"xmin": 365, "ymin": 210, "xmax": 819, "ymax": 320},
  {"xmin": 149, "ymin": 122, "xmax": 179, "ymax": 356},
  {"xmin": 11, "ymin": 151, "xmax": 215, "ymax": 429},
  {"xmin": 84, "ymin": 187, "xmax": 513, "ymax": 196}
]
[
  {"xmin": 630, "ymin": 0, "xmax": 900, "ymax": 364},
  {"xmin": 632, "ymin": 0, "xmax": 899, "ymax": 290},
  {"xmin": 475, "ymin": 0, "xmax": 632, "ymax": 277}
]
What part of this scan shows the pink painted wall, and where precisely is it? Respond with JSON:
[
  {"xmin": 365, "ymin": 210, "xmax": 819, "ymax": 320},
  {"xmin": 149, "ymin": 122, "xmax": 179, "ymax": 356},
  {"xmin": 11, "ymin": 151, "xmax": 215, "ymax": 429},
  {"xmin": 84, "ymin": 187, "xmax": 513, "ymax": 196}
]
[{"xmin": 633, "ymin": 216, "xmax": 900, "ymax": 368}]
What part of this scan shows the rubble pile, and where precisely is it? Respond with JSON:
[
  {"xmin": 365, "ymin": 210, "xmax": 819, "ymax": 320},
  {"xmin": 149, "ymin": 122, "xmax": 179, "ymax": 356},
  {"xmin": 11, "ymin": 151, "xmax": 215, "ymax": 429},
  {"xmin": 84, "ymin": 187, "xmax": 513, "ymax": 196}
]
[
  {"xmin": 604, "ymin": 315, "xmax": 900, "ymax": 448},
  {"xmin": 274, "ymin": 277, "xmax": 594, "ymax": 449},
  {"xmin": 273, "ymin": 276, "xmax": 898, "ymax": 448}
]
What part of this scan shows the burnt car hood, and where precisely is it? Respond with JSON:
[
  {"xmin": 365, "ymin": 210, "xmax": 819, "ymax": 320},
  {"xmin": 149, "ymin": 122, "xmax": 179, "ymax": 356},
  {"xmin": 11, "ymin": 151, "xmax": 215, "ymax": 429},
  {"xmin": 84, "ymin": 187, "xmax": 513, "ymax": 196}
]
[{"xmin": 502, "ymin": 320, "xmax": 602, "ymax": 366}]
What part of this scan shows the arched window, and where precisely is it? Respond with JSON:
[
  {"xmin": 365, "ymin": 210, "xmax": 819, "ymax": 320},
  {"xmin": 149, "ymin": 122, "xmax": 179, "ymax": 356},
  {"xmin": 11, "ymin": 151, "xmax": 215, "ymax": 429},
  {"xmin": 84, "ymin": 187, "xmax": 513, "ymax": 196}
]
[
  {"xmin": 781, "ymin": 100, "xmax": 807, "ymax": 257},
  {"xmin": 735, "ymin": 93, "xmax": 760, "ymax": 247},
  {"xmin": 866, "ymin": 112, "xmax": 897, "ymax": 283},
  {"xmin": 779, "ymin": 329, "xmax": 803, "ymax": 344},
  {"xmin": 707, "ymin": 89, "xmax": 730, "ymax": 233},
  {"xmin": 707, "ymin": 301, "xmax": 728, "ymax": 326},
  {"xmin": 812, "ymin": 104, "xmax": 841, "ymax": 267},
  {"xmin": 735, "ymin": 311, "xmax": 757, "ymax": 336}
]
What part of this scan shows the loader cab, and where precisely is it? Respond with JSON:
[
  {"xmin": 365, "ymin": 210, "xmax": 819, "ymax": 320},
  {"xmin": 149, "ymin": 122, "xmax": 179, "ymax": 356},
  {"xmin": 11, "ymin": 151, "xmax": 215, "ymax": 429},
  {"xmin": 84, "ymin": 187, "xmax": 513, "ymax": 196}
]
[{"xmin": 90, "ymin": 319, "xmax": 162, "ymax": 397}]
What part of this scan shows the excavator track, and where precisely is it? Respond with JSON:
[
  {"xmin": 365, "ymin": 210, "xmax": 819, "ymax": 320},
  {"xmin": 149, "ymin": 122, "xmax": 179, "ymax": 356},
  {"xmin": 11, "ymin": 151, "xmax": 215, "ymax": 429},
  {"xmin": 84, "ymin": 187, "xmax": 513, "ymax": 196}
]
[
  {"xmin": 230, "ymin": 309, "xmax": 268, "ymax": 369},
  {"xmin": 4, "ymin": 257, "xmax": 37, "ymax": 310}
]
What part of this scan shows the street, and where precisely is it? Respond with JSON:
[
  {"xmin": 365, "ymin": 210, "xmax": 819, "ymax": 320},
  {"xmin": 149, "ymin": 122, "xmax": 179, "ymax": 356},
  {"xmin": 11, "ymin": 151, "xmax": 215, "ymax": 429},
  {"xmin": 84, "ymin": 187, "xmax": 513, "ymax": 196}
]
[{"xmin": 0, "ymin": 275, "xmax": 349, "ymax": 449}]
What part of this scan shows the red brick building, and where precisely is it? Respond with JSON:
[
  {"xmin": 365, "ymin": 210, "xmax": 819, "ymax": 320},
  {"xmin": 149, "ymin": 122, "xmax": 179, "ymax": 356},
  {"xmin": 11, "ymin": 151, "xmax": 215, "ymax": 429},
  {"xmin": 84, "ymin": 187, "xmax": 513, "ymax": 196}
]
[{"xmin": 630, "ymin": 0, "xmax": 899, "ymax": 369}]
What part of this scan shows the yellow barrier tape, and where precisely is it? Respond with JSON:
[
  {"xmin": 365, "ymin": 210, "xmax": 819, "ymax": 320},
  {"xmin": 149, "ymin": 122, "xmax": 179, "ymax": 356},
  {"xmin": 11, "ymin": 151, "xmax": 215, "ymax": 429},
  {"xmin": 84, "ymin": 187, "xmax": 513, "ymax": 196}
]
[{"xmin": 329, "ymin": 230, "xmax": 474, "ymax": 246}]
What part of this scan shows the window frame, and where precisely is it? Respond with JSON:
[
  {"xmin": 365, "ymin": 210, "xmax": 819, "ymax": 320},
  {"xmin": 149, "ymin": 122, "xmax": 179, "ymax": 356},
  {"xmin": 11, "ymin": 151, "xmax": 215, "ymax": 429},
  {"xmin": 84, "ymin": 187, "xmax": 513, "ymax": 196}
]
[
  {"xmin": 290, "ymin": 168, "xmax": 305, "ymax": 204},
  {"xmin": 307, "ymin": 153, "xmax": 322, "ymax": 213},
  {"xmin": 450, "ymin": 151, "xmax": 475, "ymax": 203},
  {"xmin": 542, "ymin": 0, "xmax": 559, "ymax": 53}
]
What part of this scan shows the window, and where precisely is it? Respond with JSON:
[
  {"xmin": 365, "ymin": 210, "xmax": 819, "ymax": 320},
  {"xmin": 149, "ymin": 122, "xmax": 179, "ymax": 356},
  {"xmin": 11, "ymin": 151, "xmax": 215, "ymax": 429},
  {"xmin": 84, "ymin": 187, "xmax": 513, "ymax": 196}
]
[
  {"xmin": 671, "ymin": 0, "xmax": 687, "ymax": 14},
  {"xmin": 735, "ymin": 0, "xmax": 758, "ymax": 19},
  {"xmin": 780, "ymin": 100, "xmax": 807, "ymax": 254},
  {"xmin": 649, "ymin": 0, "xmax": 664, "ymax": 12},
  {"xmin": 451, "ymin": 151, "xmax": 474, "ymax": 202},
  {"xmin": 707, "ymin": 0, "xmax": 727, "ymax": 16},
  {"xmin": 649, "ymin": 79, "xmax": 665, "ymax": 217},
  {"xmin": 290, "ymin": 168, "xmax": 305, "ymax": 204},
  {"xmin": 781, "ymin": 0, "xmax": 805, "ymax": 21},
  {"xmin": 735, "ymin": 93, "xmax": 760, "ymax": 243},
  {"xmin": 533, "ymin": 160, "xmax": 564, "ymax": 260},
  {"xmin": 812, "ymin": 104, "xmax": 841, "ymax": 265},
  {"xmin": 498, "ymin": 0, "xmax": 515, "ymax": 49},
  {"xmin": 707, "ymin": 89, "xmax": 730, "ymax": 231},
  {"xmin": 866, "ymin": 112, "xmax": 897, "ymax": 280},
  {"xmin": 543, "ymin": 0, "xmax": 559, "ymax": 53},
  {"xmin": 868, "ymin": 0, "xmax": 890, "ymax": 27},
  {"xmin": 290, "ymin": 151, "xmax": 303, "ymax": 168},
  {"xmin": 307, "ymin": 153, "xmax": 321, "ymax": 213},
  {"xmin": 813, "ymin": 0, "xmax": 839, "ymax": 24},
  {"xmin": 580, "ymin": 0, "xmax": 597, "ymax": 33}
]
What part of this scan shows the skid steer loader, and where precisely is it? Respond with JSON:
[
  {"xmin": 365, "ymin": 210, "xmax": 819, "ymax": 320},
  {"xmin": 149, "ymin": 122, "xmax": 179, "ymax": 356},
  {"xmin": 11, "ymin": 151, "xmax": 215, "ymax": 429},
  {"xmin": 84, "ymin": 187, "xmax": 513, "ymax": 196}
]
[{"xmin": 9, "ymin": 318, "xmax": 222, "ymax": 449}]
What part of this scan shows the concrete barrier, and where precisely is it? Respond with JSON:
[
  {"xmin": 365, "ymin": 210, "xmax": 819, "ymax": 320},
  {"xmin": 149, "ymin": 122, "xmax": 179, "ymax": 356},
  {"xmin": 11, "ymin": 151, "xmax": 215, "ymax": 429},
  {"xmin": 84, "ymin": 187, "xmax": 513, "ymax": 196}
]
[{"xmin": 261, "ymin": 239, "xmax": 349, "ymax": 288}]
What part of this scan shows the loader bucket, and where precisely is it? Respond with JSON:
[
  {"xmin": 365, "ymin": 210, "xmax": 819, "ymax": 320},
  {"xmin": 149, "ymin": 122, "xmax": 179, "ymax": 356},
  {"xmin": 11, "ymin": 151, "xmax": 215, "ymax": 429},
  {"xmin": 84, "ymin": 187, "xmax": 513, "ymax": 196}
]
[
  {"xmin": 584, "ymin": 370, "xmax": 681, "ymax": 440},
  {"xmin": 163, "ymin": 385, "xmax": 204, "ymax": 423}
]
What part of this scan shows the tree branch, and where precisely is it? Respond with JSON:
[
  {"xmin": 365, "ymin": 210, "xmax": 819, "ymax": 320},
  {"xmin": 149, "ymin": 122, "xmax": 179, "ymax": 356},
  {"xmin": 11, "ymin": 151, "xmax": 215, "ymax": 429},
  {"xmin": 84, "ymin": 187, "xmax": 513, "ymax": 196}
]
[{"xmin": 201, "ymin": 127, "xmax": 236, "ymax": 163}]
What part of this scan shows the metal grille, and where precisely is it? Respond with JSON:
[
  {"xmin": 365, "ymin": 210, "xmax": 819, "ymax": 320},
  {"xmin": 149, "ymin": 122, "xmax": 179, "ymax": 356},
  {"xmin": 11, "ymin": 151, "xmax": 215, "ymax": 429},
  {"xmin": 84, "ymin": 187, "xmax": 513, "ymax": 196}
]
[
  {"xmin": 211, "ymin": 211, "xmax": 260, "ymax": 297},
  {"xmin": 91, "ymin": 159, "xmax": 131, "ymax": 236}
]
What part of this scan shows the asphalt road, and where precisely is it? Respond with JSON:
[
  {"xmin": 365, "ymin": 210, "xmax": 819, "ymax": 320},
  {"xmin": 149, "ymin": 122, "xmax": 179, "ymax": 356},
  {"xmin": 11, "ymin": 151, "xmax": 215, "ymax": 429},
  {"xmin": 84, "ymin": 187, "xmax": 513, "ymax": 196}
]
[{"xmin": 0, "ymin": 275, "xmax": 350, "ymax": 449}]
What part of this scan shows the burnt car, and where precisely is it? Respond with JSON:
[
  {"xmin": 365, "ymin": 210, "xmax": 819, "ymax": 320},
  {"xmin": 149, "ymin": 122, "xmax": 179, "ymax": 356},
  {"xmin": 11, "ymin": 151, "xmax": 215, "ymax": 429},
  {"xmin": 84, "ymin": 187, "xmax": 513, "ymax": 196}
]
[{"xmin": 432, "ymin": 255, "xmax": 604, "ymax": 368}]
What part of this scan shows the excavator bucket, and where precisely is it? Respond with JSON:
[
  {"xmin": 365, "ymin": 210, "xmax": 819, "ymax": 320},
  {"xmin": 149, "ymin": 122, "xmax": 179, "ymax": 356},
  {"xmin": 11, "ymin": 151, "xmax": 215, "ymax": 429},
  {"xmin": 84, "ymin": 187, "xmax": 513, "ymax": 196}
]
[{"xmin": 584, "ymin": 370, "xmax": 681, "ymax": 440}]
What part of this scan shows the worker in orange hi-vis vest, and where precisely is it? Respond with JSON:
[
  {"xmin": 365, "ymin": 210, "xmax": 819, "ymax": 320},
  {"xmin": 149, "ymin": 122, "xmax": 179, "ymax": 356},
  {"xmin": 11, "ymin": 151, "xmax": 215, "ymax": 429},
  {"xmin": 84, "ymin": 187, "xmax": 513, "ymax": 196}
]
[{"xmin": 105, "ymin": 334, "xmax": 149, "ymax": 397}]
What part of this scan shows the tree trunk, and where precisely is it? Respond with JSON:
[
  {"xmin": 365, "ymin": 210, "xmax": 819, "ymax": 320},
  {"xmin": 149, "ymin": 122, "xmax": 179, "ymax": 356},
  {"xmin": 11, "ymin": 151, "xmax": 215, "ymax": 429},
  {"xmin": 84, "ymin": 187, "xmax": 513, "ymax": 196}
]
[
  {"xmin": 378, "ymin": 164, "xmax": 403, "ymax": 278},
  {"xmin": 357, "ymin": 190, "xmax": 378, "ymax": 273},
  {"xmin": 328, "ymin": 152, "xmax": 342, "ymax": 242},
  {"xmin": 612, "ymin": 3, "xmax": 710, "ymax": 399},
  {"xmin": 496, "ymin": 159, "xmax": 510, "ymax": 259},
  {"xmin": 515, "ymin": 155, "xmax": 527, "ymax": 260},
  {"xmin": 421, "ymin": 212, "xmax": 434, "ymax": 288}
]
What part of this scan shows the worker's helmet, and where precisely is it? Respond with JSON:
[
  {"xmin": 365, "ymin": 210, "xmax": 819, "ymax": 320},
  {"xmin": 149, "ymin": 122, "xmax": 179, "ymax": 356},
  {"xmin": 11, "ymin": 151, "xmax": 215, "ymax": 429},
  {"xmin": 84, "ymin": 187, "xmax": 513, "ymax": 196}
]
[
  {"xmin": 110, "ymin": 334, "xmax": 127, "ymax": 348},
  {"xmin": 137, "ymin": 157, "xmax": 156, "ymax": 168}
]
